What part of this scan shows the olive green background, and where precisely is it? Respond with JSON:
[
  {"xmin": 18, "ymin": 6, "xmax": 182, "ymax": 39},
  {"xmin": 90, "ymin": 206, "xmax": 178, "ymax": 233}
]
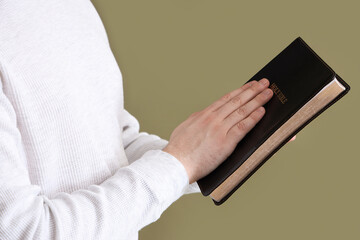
[{"xmin": 91, "ymin": 1, "xmax": 359, "ymax": 239}]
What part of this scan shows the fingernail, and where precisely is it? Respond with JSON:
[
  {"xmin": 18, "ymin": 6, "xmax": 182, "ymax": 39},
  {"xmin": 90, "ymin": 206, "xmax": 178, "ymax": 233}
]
[
  {"xmin": 259, "ymin": 78, "xmax": 268, "ymax": 85},
  {"xmin": 264, "ymin": 89, "xmax": 272, "ymax": 95}
]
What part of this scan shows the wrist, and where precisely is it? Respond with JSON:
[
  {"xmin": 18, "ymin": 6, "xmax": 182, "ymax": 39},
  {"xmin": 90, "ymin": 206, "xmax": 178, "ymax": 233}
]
[{"xmin": 162, "ymin": 146, "xmax": 195, "ymax": 184}]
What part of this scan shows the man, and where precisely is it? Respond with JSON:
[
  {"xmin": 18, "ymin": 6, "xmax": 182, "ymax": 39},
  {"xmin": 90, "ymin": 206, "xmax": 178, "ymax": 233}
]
[{"xmin": 0, "ymin": 1, "xmax": 294, "ymax": 239}]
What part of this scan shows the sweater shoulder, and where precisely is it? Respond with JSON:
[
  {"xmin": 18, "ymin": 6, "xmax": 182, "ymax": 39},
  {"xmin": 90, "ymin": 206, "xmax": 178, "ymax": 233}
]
[{"xmin": 0, "ymin": 0, "xmax": 109, "ymax": 60}]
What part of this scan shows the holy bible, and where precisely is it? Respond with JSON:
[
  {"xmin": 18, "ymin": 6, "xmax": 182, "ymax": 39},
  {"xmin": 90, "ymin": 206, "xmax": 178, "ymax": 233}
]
[{"xmin": 197, "ymin": 37, "xmax": 350, "ymax": 205}]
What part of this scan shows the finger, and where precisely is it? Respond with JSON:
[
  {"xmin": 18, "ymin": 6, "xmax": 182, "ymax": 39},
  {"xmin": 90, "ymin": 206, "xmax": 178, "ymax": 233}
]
[
  {"xmin": 216, "ymin": 78, "xmax": 270, "ymax": 119},
  {"xmin": 288, "ymin": 135, "xmax": 296, "ymax": 142},
  {"xmin": 223, "ymin": 87, "xmax": 273, "ymax": 127},
  {"xmin": 205, "ymin": 80, "xmax": 257, "ymax": 112},
  {"xmin": 227, "ymin": 106, "xmax": 265, "ymax": 141}
]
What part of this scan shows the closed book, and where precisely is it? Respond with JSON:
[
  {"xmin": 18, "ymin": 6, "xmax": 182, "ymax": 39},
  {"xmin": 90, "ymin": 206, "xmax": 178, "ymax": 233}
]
[{"xmin": 196, "ymin": 36, "xmax": 350, "ymax": 205}]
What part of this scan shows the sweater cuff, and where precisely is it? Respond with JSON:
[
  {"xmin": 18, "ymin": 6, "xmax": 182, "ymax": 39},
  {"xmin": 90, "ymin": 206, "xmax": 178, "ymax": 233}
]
[{"xmin": 127, "ymin": 149, "xmax": 190, "ymax": 209}]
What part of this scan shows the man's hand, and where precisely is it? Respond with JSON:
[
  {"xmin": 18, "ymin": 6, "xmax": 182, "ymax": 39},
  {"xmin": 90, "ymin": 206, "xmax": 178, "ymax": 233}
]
[{"xmin": 163, "ymin": 78, "xmax": 280, "ymax": 184}]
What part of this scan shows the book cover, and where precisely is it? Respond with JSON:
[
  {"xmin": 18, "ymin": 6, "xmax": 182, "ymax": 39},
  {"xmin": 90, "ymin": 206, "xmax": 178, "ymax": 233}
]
[{"xmin": 196, "ymin": 37, "xmax": 350, "ymax": 205}]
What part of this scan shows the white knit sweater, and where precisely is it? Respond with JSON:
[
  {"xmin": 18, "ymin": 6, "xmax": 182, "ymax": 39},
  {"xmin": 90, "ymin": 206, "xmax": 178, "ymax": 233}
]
[{"xmin": 0, "ymin": 1, "xmax": 199, "ymax": 239}]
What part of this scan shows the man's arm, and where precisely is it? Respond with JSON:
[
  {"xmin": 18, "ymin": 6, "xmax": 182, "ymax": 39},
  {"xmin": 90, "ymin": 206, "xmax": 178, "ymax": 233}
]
[
  {"xmin": 121, "ymin": 108, "xmax": 200, "ymax": 194},
  {"xmin": 0, "ymin": 79, "xmax": 190, "ymax": 239},
  {"xmin": 121, "ymin": 109, "xmax": 168, "ymax": 164}
]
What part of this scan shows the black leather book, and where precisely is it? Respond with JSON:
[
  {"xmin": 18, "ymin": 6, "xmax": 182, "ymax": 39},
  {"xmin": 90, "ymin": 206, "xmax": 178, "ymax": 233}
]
[{"xmin": 196, "ymin": 36, "xmax": 350, "ymax": 205}]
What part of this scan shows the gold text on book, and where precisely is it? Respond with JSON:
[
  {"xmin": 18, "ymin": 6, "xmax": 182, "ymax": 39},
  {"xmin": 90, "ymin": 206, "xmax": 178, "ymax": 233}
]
[{"xmin": 269, "ymin": 83, "xmax": 288, "ymax": 104}]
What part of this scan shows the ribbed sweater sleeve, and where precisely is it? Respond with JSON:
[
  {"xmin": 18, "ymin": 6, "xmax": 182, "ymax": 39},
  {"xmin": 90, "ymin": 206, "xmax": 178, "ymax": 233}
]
[
  {"xmin": 0, "ymin": 78, "xmax": 190, "ymax": 239},
  {"xmin": 121, "ymin": 108, "xmax": 201, "ymax": 194}
]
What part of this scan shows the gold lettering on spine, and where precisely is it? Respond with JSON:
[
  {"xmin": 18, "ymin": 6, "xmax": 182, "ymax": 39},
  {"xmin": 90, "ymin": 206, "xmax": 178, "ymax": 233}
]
[{"xmin": 269, "ymin": 83, "xmax": 288, "ymax": 104}]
